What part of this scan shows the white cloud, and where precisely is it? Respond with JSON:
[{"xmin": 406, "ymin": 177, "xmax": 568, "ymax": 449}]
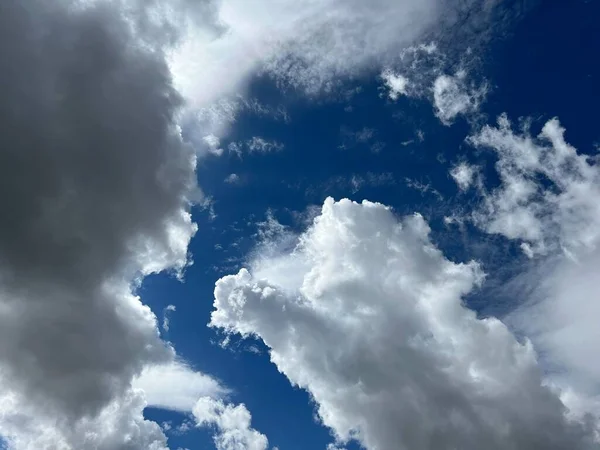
[
  {"xmin": 226, "ymin": 138, "xmax": 284, "ymax": 157},
  {"xmin": 468, "ymin": 114, "xmax": 600, "ymax": 257},
  {"xmin": 246, "ymin": 137, "xmax": 284, "ymax": 154},
  {"xmin": 193, "ymin": 398, "xmax": 268, "ymax": 450},
  {"xmin": 381, "ymin": 70, "xmax": 409, "ymax": 100},
  {"xmin": 433, "ymin": 71, "xmax": 487, "ymax": 125},
  {"xmin": 210, "ymin": 198, "xmax": 597, "ymax": 450},
  {"xmin": 450, "ymin": 162, "xmax": 478, "ymax": 191},
  {"xmin": 0, "ymin": 387, "xmax": 168, "ymax": 450},
  {"xmin": 203, "ymin": 134, "xmax": 225, "ymax": 157},
  {"xmin": 381, "ymin": 50, "xmax": 488, "ymax": 126},
  {"xmin": 169, "ymin": 0, "xmax": 446, "ymax": 108},
  {"xmin": 162, "ymin": 305, "xmax": 176, "ymax": 332},
  {"xmin": 167, "ymin": 0, "xmax": 511, "ymax": 148},
  {"xmin": 465, "ymin": 114, "xmax": 600, "ymax": 422},
  {"xmin": 224, "ymin": 174, "xmax": 241, "ymax": 184},
  {"xmin": 133, "ymin": 362, "xmax": 227, "ymax": 413}
]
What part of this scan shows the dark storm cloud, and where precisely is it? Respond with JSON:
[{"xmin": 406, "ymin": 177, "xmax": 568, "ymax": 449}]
[{"xmin": 0, "ymin": 0, "xmax": 209, "ymax": 446}]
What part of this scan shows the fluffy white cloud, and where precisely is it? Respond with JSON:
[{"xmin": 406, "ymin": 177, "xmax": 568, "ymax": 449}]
[
  {"xmin": 381, "ymin": 70, "xmax": 410, "ymax": 100},
  {"xmin": 193, "ymin": 398, "xmax": 268, "ymax": 450},
  {"xmin": 468, "ymin": 114, "xmax": 600, "ymax": 257},
  {"xmin": 203, "ymin": 134, "xmax": 225, "ymax": 157},
  {"xmin": 210, "ymin": 198, "xmax": 597, "ymax": 450},
  {"xmin": 133, "ymin": 362, "xmax": 227, "ymax": 413}
]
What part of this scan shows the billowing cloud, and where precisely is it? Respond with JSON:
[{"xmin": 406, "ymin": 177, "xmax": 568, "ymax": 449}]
[
  {"xmin": 193, "ymin": 398, "xmax": 269, "ymax": 450},
  {"xmin": 0, "ymin": 0, "xmax": 217, "ymax": 447},
  {"xmin": 133, "ymin": 362, "xmax": 227, "ymax": 413},
  {"xmin": 210, "ymin": 198, "xmax": 597, "ymax": 450}
]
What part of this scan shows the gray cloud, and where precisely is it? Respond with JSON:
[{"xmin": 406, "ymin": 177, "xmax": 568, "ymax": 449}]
[{"xmin": 0, "ymin": 0, "xmax": 207, "ymax": 447}]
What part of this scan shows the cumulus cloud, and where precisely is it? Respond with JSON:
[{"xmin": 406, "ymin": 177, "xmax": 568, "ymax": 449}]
[
  {"xmin": 193, "ymin": 398, "xmax": 269, "ymax": 450},
  {"xmin": 133, "ymin": 362, "xmax": 227, "ymax": 413},
  {"xmin": 210, "ymin": 198, "xmax": 597, "ymax": 450},
  {"xmin": 0, "ymin": 0, "xmax": 222, "ymax": 447}
]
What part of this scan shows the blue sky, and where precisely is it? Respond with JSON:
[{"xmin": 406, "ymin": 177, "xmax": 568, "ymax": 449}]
[
  {"xmin": 137, "ymin": 1, "xmax": 600, "ymax": 449},
  {"xmin": 2, "ymin": 0, "xmax": 600, "ymax": 449}
]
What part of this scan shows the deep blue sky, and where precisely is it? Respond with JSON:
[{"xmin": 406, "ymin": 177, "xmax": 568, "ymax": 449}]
[{"xmin": 141, "ymin": 1, "xmax": 600, "ymax": 448}]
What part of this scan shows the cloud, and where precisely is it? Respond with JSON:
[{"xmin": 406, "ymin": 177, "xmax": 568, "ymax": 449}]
[
  {"xmin": 162, "ymin": 305, "xmax": 177, "ymax": 332},
  {"xmin": 203, "ymin": 134, "xmax": 225, "ymax": 157},
  {"xmin": 464, "ymin": 114, "xmax": 600, "ymax": 421},
  {"xmin": 170, "ymin": 0, "xmax": 444, "ymax": 106},
  {"xmin": 381, "ymin": 51, "xmax": 488, "ymax": 126},
  {"xmin": 133, "ymin": 362, "xmax": 227, "ymax": 412},
  {"xmin": 381, "ymin": 70, "xmax": 410, "ymax": 100},
  {"xmin": 210, "ymin": 198, "xmax": 597, "ymax": 450},
  {"xmin": 246, "ymin": 137, "xmax": 285, "ymax": 154},
  {"xmin": 450, "ymin": 162, "xmax": 478, "ymax": 191},
  {"xmin": 226, "ymin": 137, "xmax": 284, "ymax": 158},
  {"xmin": 168, "ymin": 0, "xmax": 519, "ymax": 149},
  {"xmin": 338, "ymin": 127, "xmax": 381, "ymax": 151},
  {"xmin": 468, "ymin": 114, "xmax": 600, "ymax": 257},
  {"xmin": 0, "ymin": 0, "xmax": 220, "ymax": 447},
  {"xmin": 193, "ymin": 398, "xmax": 269, "ymax": 450},
  {"xmin": 307, "ymin": 172, "xmax": 396, "ymax": 196},
  {"xmin": 224, "ymin": 174, "xmax": 241, "ymax": 184},
  {"xmin": 432, "ymin": 71, "xmax": 487, "ymax": 125}
]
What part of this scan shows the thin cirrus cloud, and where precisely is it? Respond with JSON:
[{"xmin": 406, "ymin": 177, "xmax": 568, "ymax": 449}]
[
  {"xmin": 170, "ymin": 0, "xmax": 509, "ymax": 144},
  {"xmin": 210, "ymin": 197, "xmax": 598, "ymax": 450}
]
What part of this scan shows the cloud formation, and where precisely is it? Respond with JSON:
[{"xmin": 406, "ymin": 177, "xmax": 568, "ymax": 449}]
[
  {"xmin": 210, "ymin": 198, "xmax": 598, "ymax": 450},
  {"xmin": 0, "ymin": 0, "xmax": 217, "ymax": 447},
  {"xmin": 465, "ymin": 114, "xmax": 600, "ymax": 421},
  {"xmin": 193, "ymin": 398, "xmax": 269, "ymax": 450},
  {"xmin": 468, "ymin": 114, "xmax": 600, "ymax": 257}
]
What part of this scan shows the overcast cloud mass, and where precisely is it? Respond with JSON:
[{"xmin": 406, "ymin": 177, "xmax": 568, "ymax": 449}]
[{"xmin": 0, "ymin": 0, "xmax": 206, "ymax": 447}]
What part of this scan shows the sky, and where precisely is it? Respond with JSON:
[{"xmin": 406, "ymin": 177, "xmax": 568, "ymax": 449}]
[{"xmin": 1, "ymin": 0, "xmax": 600, "ymax": 449}]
